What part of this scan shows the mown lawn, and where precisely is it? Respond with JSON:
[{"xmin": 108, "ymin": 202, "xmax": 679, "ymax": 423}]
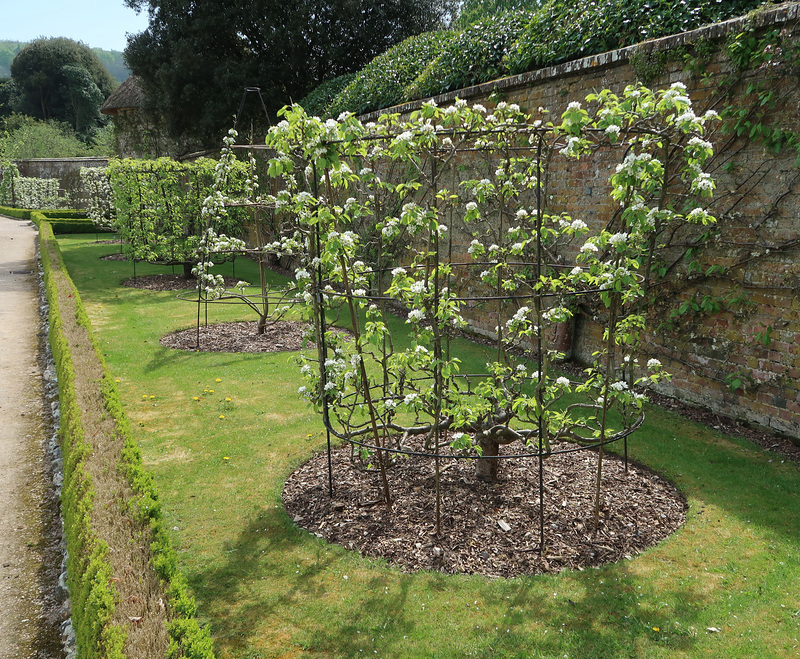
[{"xmin": 59, "ymin": 234, "xmax": 800, "ymax": 659}]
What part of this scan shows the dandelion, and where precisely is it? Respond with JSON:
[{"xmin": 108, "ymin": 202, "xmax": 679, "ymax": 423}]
[
  {"xmin": 225, "ymin": 397, "xmax": 232, "ymax": 402},
  {"xmin": 215, "ymin": 378, "xmax": 222, "ymax": 382},
  {"xmin": 192, "ymin": 396, "xmax": 200, "ymax": 401},
  {"xmin": 149, "ymin": 395, "xmax": 155, "ymax": 399},
  {"xmin": 223, "ymin": 456, "xmax": 230, "ymax": 460},
  {"xmin": 219, "ymin": 415, "xmax": 226, "ymax": 419}
]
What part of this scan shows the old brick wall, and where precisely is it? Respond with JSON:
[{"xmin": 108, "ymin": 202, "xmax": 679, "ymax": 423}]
[{"xmin": 362, "ymin": 4, "xmax": 800, "ymax": 440}]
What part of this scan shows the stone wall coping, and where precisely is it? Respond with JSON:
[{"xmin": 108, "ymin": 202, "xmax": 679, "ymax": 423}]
[{"xmin": 360, "ymin": 1, "xmax": 800, "ymax": 121}]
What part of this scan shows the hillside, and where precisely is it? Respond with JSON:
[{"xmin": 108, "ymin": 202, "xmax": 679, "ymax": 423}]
[{"xmin": 0, "ymin": 40, "xmax": 129, "ymax": 82}]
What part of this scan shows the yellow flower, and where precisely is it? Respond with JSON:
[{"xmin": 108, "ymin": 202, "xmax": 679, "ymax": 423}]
[
  {"xmin": 209, "ymin": 389, "xmax": 215, "ymax": 394},
  {"xmin": 215, "ymin": 378, "xmax": 222, "ymax": 382},
  {"xmin": 223, "ymin": 456, "xmax": 230, "ymax": 461},
  {"xmin": 149, "ymin": 395, "xmax": 155, "ymax": 399},
  {"xmin": 192, "ymin": 396, "xmax": 200, "ymax": 401},
  {"xmin": 142, "ymin": 394, "xmax": 148, "ymax": 399},
  {"xmin": 225, "ymin": 397, "xmax": 232, "ymax": 402},
  {"xmin": 219, "ymin": 414, "xmax": 225, "ymax": 419},
  {"xmin": 115, "ymin": 379, "xmax": 121, "ymax": 383},
  {"xmin": 652, "ymin": 627, "xmax": 660, "ymax": 632}
]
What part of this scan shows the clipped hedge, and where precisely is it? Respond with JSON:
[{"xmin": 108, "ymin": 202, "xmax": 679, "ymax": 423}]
[
  {"xmin": 40, "ymin": 222, "xmax": 127, "ymax": 657},
  {"xmin": 322, "ymin": 0, "xmax": 769, "ymax": 116},
  {"xmin": 298, "ymin": 73, "xmax": 357, "ymax": 118},
  {"xmin": 504, "ymin": 0, "xmax": 766, "ymax": 75},
  {"xmin": 40, "ymin": 222, "xmax": 215, "ymax": 657},
  {"xmin": 327, "ymin": 30, "xmax": 457, "ymax": 117},
  {"xmin": 405, "ymin": 11, "xmax": 534, "ymax": 101},
  {"xmin": 0, "ymin": 205, "xmax": 32, "ymax": 219},
  {"xmin": 30, "ymin": 210, "xmax": 108, "ymax": 234}
]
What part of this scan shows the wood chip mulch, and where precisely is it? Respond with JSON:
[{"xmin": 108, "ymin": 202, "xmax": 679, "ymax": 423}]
[
  {"xmin": 283, "ymin": 441, "xmax": 686, "ymax": 577},
  {"xmin": 120, "ymin": 274, "xmax": 240, "ymax": 291},
  {"xmin": 160, "ymin": 320, "xmax": 313, "ymax": 353},
  {"xmin": 101, "ymin": 252, "xmax": 127, "ymax": 261}
]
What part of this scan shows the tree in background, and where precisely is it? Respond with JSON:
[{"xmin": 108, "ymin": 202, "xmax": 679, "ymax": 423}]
[
  {"xmin": 0, "ymin": 78, "xmax": 15, "ymax": 119},
  {"xmin": 0, "ymin": 113, "xmax": 114, "ymax": 158},
  {"xmin": 124, "ymin": 0, "xmax": 452, "ymax": 149},
  {"xmin": 10, "ymin": 37, "xmax": 117, "ymax": 139}
]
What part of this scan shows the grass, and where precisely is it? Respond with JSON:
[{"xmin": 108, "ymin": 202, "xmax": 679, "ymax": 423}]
[{"xmin": 58, "ymin": 233, "xmax": 800, "ymax": 659}]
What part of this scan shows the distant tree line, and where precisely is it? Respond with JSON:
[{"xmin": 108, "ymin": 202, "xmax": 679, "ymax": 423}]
[{"xmin": 0, "ymin": 37, "xmax": 119, "ymax": 158}]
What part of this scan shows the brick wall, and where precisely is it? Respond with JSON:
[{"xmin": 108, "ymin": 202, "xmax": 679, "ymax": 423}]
[{"xmin": 362, "ymin": 4, "xmax": 800, "ymax": 441}]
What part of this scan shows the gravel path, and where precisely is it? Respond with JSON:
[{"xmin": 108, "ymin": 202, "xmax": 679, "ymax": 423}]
[{"xmin": 0, "ymin": 216, "xmax": 61, "ymax": 658}]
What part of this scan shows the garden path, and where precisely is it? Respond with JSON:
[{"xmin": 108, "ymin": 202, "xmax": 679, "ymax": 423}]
[{"xmin": 0, "ymin": 215, "xmax": 61, "ymax": 658}]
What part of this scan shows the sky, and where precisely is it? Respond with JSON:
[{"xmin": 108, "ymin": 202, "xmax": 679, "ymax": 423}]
[{"xmin": 0, "ymin": 0, "xmax": 150, "ymax": 52}]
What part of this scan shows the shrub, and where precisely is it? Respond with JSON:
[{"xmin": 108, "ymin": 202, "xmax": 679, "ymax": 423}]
[
  {"xmin": 504, "ymin": 0, "xmax": 767, "ymax": 75},
  {"xmin": 298, "ymin": 73, "xmax": 356, "ymax": 118},
  {"xmin": 327, "ymin": 31, "xmax": 456, "ymax": 117},
  {"xmin": 406, "ymin": 11, "xmax": 534, "ymax": 100}
]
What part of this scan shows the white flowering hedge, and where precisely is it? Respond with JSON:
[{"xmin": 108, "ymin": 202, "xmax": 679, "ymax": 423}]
[
  {"xmin": 0, "ymin": 162, "xmax": 19, "ymax": 206},
  {"xmin": 79, "ymin": 166, "xmax": 115, "ymax": 231},
  {"xmin": 205, "ymin": 83, "xmax": 718, "ymax": 528},
  {"xmin": 12, "ymin": 175, "xmax": 62, "ymax": 210}
]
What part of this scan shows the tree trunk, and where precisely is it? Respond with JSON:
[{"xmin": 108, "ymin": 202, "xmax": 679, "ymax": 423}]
[
  {"xmin": 183, "ymin": 261, "xmax": 194, "ymax": 279},
  {"xmin": 475, "ymin": 434, "xmax": 500, "ymax": 482}
]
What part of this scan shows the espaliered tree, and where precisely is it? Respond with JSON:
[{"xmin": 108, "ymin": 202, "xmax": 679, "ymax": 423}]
[
  {"xmin": 202, "ymin": 83, "xmax": 718, "ymax": 539},
  {"xmin": 104, "ymin": 156, "xmax": 250, "ymax": 277}
]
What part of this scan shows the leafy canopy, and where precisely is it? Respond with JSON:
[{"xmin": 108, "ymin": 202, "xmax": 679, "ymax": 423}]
[
  {"xmin": 10, "ymin": 37, "xmax": 117, "ymax": 138},
  {"xmin": 123, "ymin": 0, "xmax": 452, "ymax": 148}
]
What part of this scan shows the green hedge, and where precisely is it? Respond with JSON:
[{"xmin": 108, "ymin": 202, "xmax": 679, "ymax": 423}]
[
  {"xmin": 40, "ymin": 221, "xmax": 214, "ymax": 658},
  {"xmin": 322, "ymin": 0, "xmax": 768, "ymax": 116},
  {"xmin": 406, "ymin": 11, "xmax": 534, "ymax": 100},
  {"xmin": 327, "ymin": 30, "xmax": 457, "ymax": 117},
  {"xmin": 503, "ymin": 0, "xmax": 766, "ymax": 75},
  {"xmin": 28, "ymin": 210, "xmax": 110, "ymax": 234},
  {"xmin": 40, "ymin": 222, "xmax": 127, "ymax": 657},
  {"xmin": 0, "ymin": 205, "xmax": 31, "ymax": 219},
  {"xmin": 298, "ymin": 73, "xmax": 357, "ymax": 118}
]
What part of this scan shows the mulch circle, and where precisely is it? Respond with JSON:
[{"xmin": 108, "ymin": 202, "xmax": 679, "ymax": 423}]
[
  {"xmin": 101, "ymin": 253, "xmax": 127, "ymax": 261},
  {"xmin": 283, "ymin": 440, "xmax": 687, "ymax": 577},
  {"xmin": 120, "ymin": 274, "xmax": 240, "ymax": 291},
  {"xmin": 160, "ymin": 320, "xmax": 312, "ymax": 353}
]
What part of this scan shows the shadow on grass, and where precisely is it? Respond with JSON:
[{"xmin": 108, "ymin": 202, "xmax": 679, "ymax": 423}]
[{"xmin": 189, "ymin": 503, "xmax": 711, "ymax": 658}]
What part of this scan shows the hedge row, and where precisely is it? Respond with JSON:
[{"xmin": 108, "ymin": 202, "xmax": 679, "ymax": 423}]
[
  {"xmin": 40, "ymin": 222, "xmax": 127, "ymax": 657},
  {"xmin": 40, "ymin": 222, "xmax": 214, "ymax": 657},
  {"xmin": 1, "ymin": 206, "xmax": 109, "ymax": 234},
  {"xmin": 311, "ymin": 0, "xmax": 767, "ymax": 118},
  {"xmin": 30, "ymin": 211, "xmax": 111, "ymax": 234}
]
